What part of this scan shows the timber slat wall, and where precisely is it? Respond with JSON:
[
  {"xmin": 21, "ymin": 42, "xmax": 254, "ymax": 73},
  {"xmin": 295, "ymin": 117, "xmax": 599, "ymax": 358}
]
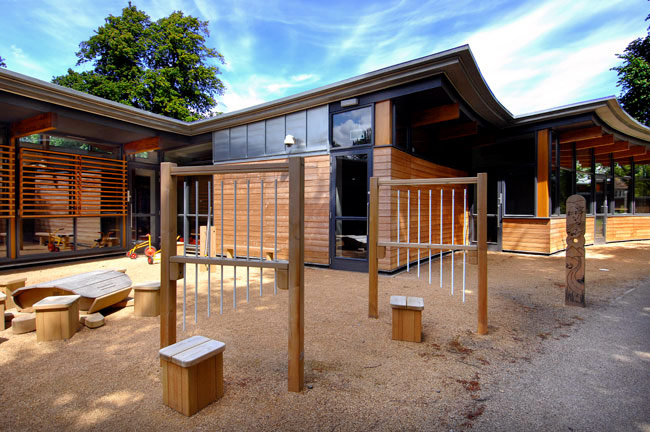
[
  {"xmin": 0, "ymin": 143, "xmax": 15, "ymax": 218},
  {"xmin": 19, "ymin": 148, "xmax": 127, "ymax": 218},
  {"xmin": 606, "ymin": 216, "xmax": 650, "ymax": 242},
  {"xmin": 503, "ymin": 217, "xmax": 596, "ymax": 254},
  {"xmin": 210, "ymin": 155, "xmax": 329, "ymax": 264},
  {"xmin": 374, "ymin": 147, "xmax": 467, "ymax": 271}
]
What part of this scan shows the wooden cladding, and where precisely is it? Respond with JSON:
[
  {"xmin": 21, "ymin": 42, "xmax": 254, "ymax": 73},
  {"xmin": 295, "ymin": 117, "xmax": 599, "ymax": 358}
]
[
  {"xmin": 209, "ymin": 155, "xmax": 329, "ymax": 265},
  {"xmin": 373, "ymin": 147, "xmax": 467, "ymax": 271},
  {"xmin": 20, "ymin": 148, "xmax": 127, "ymax": 218},
  {"xmin": 537, "ymin": 129, "xmax": 550, "ymax": 217},
  {"xmin": 0, "ymin": 143, "xmax": 16, "ymax": 218}
]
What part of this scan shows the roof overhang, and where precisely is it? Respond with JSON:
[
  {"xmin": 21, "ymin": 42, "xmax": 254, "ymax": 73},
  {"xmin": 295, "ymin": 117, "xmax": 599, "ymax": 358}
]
[{"xmin": 1, "ymin": 44, "xmax": 649, "ymax": 146}]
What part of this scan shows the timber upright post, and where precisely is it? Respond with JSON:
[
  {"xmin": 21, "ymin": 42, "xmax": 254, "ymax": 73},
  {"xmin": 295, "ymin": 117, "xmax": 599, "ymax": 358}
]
[
  {"xmin": 477, "ymin": 173, "xmax": 488, "ymax": 335},
  {"xmin": 160, "ymin": 162, "xmax": 178, "ymax": 348},
  {"xmin": 368, "ymin": 177, "xmax": 379, "ymax": 318},
  {"xmin": 288, "ymin": 157, "xmax": 305, "ymax": 392},
  {"xmin": 565, "ymin": 194, "xmax": 586, "ymax": 307}
]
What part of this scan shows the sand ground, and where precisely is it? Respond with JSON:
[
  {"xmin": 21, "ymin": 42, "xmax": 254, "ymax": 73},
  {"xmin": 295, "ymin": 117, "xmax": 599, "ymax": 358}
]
[{"xmin": 1, "ymin": 241, "xmax": 649, "ymax": 431}]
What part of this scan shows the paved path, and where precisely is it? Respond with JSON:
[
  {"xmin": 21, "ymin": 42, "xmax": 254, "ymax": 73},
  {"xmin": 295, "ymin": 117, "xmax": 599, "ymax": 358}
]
[{"xmin": 475, "ymin": 283, "xmax": 650, "ymax": 431}]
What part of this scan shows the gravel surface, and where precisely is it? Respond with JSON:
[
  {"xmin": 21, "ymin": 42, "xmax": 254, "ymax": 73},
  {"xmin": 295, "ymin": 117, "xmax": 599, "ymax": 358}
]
[{"xmin": 0, "ymin": 241, "xmax": 649, "ymax": 431}]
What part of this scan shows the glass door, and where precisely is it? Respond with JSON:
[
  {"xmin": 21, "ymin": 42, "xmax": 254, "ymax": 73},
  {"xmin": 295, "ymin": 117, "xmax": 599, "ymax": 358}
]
[
  {"xmin": 471, "ymin": 176, "xmax": 503, "ymax": 251},
  {"xmin": 329, "ymin": 149, "xmax": 371, "ymax": 271},
  {"xmin": 594, "ymin": 174, "xmax": 608, "ymax": 244},
  {"xmin": 130, "ymin": 168, "xmax": 159, "ymax": 248}
]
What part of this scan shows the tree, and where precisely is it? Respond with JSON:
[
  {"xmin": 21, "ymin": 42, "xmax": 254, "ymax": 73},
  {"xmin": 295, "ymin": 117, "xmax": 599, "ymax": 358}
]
[
  {"xmin": 0, "ymin": 56, "xmax": 6, "ymax": 68},
  {"xmin": 612, "ymin": 14, "xmax": 650, "ymax": 126},
  {"xmin": 52, "ymin": 3, "xmax": 225, "ymax": 121}
]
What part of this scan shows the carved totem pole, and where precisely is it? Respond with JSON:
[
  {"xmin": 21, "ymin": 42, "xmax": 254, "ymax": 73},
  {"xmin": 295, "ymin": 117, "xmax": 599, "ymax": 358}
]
[{"xmin": 565, "ymin": 194, "xmax": 586, "ymax": 307}]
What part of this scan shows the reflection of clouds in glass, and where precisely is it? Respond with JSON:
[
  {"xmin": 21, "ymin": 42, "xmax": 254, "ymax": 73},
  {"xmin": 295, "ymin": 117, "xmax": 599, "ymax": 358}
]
[{"xmin": 332, "ymin": 107, "xmax": 372, "ymax": 147}]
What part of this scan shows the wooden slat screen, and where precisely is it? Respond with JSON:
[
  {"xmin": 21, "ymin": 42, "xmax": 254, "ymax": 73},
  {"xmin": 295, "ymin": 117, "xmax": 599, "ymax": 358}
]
[
  {"xmin": 20, "ymin": 148, "xmax": 127, "ymax": 218},
  {"xmin": 0, "ymin": 143, "xmax": 16, "ymax": 218}
]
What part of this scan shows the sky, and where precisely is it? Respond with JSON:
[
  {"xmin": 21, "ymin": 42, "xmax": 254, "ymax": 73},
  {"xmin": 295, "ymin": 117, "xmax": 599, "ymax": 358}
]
[{"xmin": 0, "ymin": 0, "xmax": 647, "ymax": 116}]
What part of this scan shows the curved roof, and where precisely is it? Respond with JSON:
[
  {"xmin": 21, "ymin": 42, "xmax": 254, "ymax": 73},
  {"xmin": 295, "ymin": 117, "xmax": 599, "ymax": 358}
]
[{"xmin": 1, "ymin": 45, "xmax": 649, "ymax": 143}]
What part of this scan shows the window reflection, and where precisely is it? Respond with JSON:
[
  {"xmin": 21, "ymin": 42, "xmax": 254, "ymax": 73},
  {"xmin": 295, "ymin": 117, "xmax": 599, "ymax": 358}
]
[{"xmin": 332, "ymin": 107, "xmax": 372, "ymax": 148}]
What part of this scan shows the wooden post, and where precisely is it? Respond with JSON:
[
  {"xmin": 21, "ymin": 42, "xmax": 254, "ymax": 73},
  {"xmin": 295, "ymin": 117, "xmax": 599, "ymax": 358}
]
[
  {"xmin": 565, "ymin": 194, "xmax": 586, "ymax": 307},
  {"xmin": 477, "ymin": 173, "xmax": 488, "ymax": 335},
  {"xmin": 368, "ymin": 177, "xmax": 379, "ymax": 318},
  {"xmin": 536, "ymin": 129, "xmax": 550, "ymax": 217},
  {"xmin": 288, "ymin": 157, "xmax": 304, "ymax": 392},
  {"xmin": 160, "ymin": 162, "xmax": 178, "ymax": 349}
]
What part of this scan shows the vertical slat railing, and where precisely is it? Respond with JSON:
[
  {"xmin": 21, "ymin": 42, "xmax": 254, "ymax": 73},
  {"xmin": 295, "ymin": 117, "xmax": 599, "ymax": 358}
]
[{"xmin": 367, "ymin": 174, "xmax": 488, "ymax": 335}]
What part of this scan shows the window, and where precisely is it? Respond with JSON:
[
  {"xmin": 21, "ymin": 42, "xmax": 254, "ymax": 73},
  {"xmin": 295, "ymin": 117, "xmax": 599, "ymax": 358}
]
[
  {"xmin": 636, "ymin": 162, "xmax": 650, "ymax": 213},
  {"xmin": 613, "ymin": 161, "xmax": 632, "ymax": 214},
  {"xmin": 332, "ymin": 106, "xmax": 372, "ymax": 148}
]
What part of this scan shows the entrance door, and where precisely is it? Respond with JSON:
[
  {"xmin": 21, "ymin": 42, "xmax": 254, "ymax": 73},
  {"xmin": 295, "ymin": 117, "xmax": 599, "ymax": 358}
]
[
  {"xmin": 472, "ymin": 176, "xmax": 503, "ymax": 250},
  {"xmin": 130, "ymin": 168, "xmax": 159, "ymax": 247},
  {"xmin": 594, "ymin": 174, "xmax": 608, "ymax": 244},
  {"xmin": 329, "ymin": 149, "xmax": 371, "ymax": 271}
]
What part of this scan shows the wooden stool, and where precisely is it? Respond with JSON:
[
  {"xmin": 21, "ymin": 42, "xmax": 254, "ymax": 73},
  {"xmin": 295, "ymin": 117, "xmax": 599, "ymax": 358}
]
[
  {"xmin": 33, "ymin": 295, "xmax": 80, "ymax": 341},
  {"xmin": 0, "ymin": 292, "xmax": 5, "ymax": 331},
  {"xmin": 0, "ymin": 277, "xmax": 27, "ymax": 310},
  {"xmin": 390, "ymin": 296, "xmax": 424, "ymax": 342},
  {"xmin": 159, "ymin": 335, "xmax": 226, "ymax": 416},
  {"xmin": 133, "ymin": 281, "xmax": 160, "ymax": 317}
]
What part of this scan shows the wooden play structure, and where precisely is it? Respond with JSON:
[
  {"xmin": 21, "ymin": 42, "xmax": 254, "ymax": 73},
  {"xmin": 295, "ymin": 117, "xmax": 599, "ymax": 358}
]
[
  {"xmin": 11, "ymin": 269, "xmax": 132, "ymax": 313},
  {"xmin": 368, "ymin": 173, "xmax": 488, "ymax": 334},
  {"xmin": 160, "ymin": 157, "xmax": 305, "ymax": 393},
  {"xmin": 565, "ymin": 194, "xmax": 586, "ymax": 307}
]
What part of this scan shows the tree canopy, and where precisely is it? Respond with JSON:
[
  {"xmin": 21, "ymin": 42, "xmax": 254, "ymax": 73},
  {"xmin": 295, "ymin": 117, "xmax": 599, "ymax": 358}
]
[
  {"xmin": 612, "ymin": 14, "xmax": 650, "ymax": 126},
  {"xmin": 0, "ymin": 56, "xmax": 6, "ymax": 68},
  {"xmin": 52, "ymin": 3, "xmax": 225, "ymax": 121}
]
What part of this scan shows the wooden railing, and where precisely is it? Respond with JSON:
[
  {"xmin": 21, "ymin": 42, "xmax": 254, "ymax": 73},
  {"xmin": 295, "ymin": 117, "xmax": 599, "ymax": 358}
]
[
  {"xmin": 160, "ymin": 157, "xmax": 305, "ymax": 392},
  {"xmin": 368, "ymin": 173, "xmax": 488, "ymax": 334}
]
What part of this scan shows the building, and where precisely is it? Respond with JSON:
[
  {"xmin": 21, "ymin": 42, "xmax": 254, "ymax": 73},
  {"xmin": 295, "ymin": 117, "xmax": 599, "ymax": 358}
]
[{"xmin": 0, "ymin": 45, "xmax": 648, "ymax": 270}]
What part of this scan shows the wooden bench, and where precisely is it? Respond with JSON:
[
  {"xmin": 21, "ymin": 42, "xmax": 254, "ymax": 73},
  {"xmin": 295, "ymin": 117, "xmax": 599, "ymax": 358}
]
[
  {"xmin": 33, "ymin": 295, "xmax": 80, "ymax": 342},
  {"xmin": 390, "ymin": 296, "xmax": 424, "ymax": 343},
  {"xmin": 0, "ymin": 277, "xmax": 27, "ymax": 310},
  {"xmin": 0, "ymin": 292, "xmax": 5, "ymax": 331},
  {"xmin": 133, "ymin": 281, "xmax": 160, "ymax": 317},
  {"xmin": 159, "ymin": 335, "xmax": 226, "ymax": 416}
]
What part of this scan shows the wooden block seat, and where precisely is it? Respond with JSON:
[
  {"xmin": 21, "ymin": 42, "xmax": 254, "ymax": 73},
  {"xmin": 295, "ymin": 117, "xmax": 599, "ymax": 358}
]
[
  {"xmin": 0, "ymin": 277, "xmax": 27, "ymax": 310},
  {"xmin": 159, "ymin": 335, "xmax": 226, "ymax": 416},
  {"xmin": 390, "ymin": 295, "xmax": 424, "ymax": 343},
  {"xmin": 133, "ymin": 281, "xmax": 160, "ymax": 317},
  {"xmin": 33, "ymin": 295, "xmax": 80, "ymax": 341},
  {"xmin": 12, "ymin": 312, "xmax": 36, "ymax": 334},
  {"xmin": 80, "ymin": 312, "xmax": 105, "ymax": 329}
]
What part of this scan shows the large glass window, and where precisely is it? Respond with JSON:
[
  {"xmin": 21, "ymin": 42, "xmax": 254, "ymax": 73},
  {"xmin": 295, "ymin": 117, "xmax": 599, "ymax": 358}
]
[
  {"xmin": 614, "ymin": 162, "xmax": 632, "ymax": 214},
  {"xmin": 551, "ymin": 139, "xmax": 574, "ymax": 215},
  {"xmin": 332, "ymin": 106, "xmax": 372, "ymax": 148},
  {"xmin": 636, "ymin": 163, "xmax": 650, "ymax": 213}
]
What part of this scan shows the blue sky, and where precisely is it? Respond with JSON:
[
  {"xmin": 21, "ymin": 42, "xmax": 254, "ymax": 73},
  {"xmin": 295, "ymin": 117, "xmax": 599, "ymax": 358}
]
[{"xmin": 0, "ymin": 0, "xmax": 647, "ymax": 116}]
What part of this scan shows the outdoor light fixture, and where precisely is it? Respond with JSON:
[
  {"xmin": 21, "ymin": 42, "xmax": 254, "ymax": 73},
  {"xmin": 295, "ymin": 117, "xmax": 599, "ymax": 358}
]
[
  {"xmin": 284, "ymin": 134, "xmax": 295, "ymax": 146},
  {"xmin": 340, "ymin": 98, "xmax": 359, "ymax": 107}
]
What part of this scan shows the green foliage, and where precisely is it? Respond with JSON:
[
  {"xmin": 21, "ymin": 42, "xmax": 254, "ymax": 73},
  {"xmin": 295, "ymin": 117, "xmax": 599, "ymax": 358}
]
[
  {"xmin": 0, "ymin": 55, "xmax": 6, "ymax": 68},
  {"xmin": 612, "ymin": 14, "xmax": 650, "ymax": 126},
  {"xmin": 52, "ymin": 3, "xmax": 225, "ymax": 121}
]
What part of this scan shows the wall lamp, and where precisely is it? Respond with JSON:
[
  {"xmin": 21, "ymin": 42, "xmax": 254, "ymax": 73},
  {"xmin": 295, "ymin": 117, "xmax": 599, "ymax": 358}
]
[{"xmin": 284, "ymin": 134, "xmax": 295, "ymax": 146}]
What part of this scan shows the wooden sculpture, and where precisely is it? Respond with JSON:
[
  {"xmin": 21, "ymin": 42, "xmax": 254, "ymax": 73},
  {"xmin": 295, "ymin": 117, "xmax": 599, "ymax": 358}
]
[{"xmin": 565, "ymin": 194, "xmax": 586, "ymax": 307}]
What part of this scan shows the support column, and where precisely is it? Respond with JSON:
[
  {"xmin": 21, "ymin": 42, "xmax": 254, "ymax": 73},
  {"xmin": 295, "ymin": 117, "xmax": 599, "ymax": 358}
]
[
  {"xmin": 288, "ymin": 157, "xmax": 304, "ymax": 392},
  {"xmin": 537, "ymin": 129, "xmax": 550, "ymax": 217},
  {"xmin": 160, "ymin": 162, "xmax": 178, "ymax": 349}
]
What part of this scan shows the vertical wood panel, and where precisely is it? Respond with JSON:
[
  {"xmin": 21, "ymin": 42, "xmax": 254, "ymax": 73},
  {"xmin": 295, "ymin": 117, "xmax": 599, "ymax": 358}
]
[
  {"xmin": 160, "ymin": 162, "xmax": 178, "ymax": 349},
  {"xmin": 537, "ymin": 129, "xmax": 550, "ymax": 217},
  {"xmin": 374, "ymin": 100, "xmax": 392, "ymax": 146}
]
